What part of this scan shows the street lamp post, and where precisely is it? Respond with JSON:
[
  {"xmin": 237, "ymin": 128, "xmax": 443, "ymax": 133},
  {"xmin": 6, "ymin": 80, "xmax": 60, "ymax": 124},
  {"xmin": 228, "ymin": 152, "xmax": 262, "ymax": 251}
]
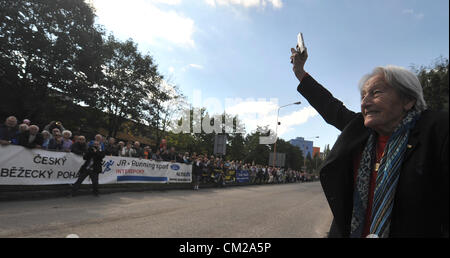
[{"xmin": 272, "ymin": 101, "xmax": 302, "ymax": 168}]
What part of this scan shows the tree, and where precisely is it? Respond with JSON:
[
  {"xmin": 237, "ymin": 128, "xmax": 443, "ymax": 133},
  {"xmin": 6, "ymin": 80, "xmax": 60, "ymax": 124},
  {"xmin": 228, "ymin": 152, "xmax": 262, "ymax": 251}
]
[
  {"xmin": 412, "ymin": 57, "xmax": 449, "ymax": 112},
  {"xmin": 305, "ymin": 152, "xmax": 314, "ymax": 173},
  {"xmin": 312, "ymin": 152, "xmax": 323, "ymax": 174},
  {"xmin": 272, "ymin": 138, "xmax": 304, "ymax": 170},
  {"xmin": 227, "ymin": 131, "xmax": 246, "ymax": 161},
  {"xmin": 323, "ymin": 144, "xmax": 331, "ymax": 160},
  {"xmin": 148, "ymin": 81, "xmax": 186, "ymax": 148},
  {"xmin": 91, "ymin": 35, "xmax": 163, "ymax": 138},
  {"xmin": 243, "ymin": 125, "xmax": 272, "ymax": 165},
  {"xmin": 0, "ymin": 0, "xmax": 104, "ymax": 123}
]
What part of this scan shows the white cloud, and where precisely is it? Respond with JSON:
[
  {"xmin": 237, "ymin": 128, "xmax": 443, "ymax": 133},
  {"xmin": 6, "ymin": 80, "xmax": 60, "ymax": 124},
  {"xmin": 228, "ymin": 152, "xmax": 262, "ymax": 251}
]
[
  {"xmin": 91, "ymin": 0, "xmax": 195, "ymax": 47},
  {"xmin": 181, "ymin": 63, "xmax": 204, "ymax": 72},
  {"xmin": 189, "ymin": 64, "xmax": 204, "ymax": 69},
  {"xmin": 277, "ymin": 106, "xmax": 318, "ymax": 136},
  {"xmin": 205, "ymin": 0, "xmax": 283, "ymax": 9},
  {"xmin": 402, "ymin": 8, "xmax": 424, "ymax": 20}
]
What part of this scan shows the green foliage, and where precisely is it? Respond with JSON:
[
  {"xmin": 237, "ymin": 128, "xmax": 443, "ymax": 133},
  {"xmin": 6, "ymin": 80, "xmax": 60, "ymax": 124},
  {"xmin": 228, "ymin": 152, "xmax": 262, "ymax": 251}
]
[
  {"xmin": 412, "ymin": 57, "xmax": 449, "ymax": 112},
  {"xmin": 90, "ymin": 35, "xmax": 166, "ymax": 137},
  {"xmin": 272, "ymin": 138, "xmax": 304, "ymax": 170},
  {"xmin": 0, "ymin": 0, "xmax": 104, "ymax": 123}
]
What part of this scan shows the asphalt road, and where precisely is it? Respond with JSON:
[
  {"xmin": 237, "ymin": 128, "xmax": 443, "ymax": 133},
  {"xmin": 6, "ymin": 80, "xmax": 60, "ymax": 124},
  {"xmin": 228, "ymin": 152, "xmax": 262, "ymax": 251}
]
[{"xmin": 0, "ymin": 182, "xmax": 333, "ymax": 238}]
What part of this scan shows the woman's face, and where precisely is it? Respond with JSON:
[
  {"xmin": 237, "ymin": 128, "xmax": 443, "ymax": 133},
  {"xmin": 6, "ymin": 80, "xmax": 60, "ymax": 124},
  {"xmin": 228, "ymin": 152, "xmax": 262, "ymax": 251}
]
[{"xmin": 360, "ymin": 73, "xmax": 415, "ymax": 136}]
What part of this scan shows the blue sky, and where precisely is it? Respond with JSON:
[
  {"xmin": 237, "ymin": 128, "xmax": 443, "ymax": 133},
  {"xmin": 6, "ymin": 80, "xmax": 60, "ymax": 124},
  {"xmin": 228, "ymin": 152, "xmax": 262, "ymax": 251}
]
[{"xmin": 90, "ymin": 0, "xmax": 449, "ymax": 151}]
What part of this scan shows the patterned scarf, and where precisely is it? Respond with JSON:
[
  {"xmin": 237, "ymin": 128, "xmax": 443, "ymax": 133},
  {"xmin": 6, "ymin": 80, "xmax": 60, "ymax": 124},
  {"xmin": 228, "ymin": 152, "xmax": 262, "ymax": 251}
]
[{"xmin": 350, "ymin": 110, "xmax": 421, "ymax": 238}]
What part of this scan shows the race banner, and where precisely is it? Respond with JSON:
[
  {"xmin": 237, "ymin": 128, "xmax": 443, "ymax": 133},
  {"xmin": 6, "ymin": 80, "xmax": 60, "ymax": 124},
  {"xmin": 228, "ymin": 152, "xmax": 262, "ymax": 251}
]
[
  {"xmin": 0, "ymin": 145, "xmax": 191, "ymax": 185},
  {"xmin": 166, "ymin": 163, "xmax": 192, "ymax": 183},
  {"xmin": 235, "ymin": 170, "xmax": 250, "ymax": 183}
]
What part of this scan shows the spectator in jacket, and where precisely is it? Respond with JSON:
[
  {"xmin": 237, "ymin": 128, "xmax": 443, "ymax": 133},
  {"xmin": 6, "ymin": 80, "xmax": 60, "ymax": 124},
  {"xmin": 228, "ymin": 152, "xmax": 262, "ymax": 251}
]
[
  {"xmin": 44, "ymin": 121, "xmax": 65, "ymax": 136},
  {"xmin": 167, "ymin": 147, "xmax": 178, "ymax": 162},
  {"xmin": 12, "ymin": 123, "xmax": 28, "ymax": 144},
  {"xmin": 104, "ymin": 137, "xmax": 119, "ymax": 156},
  {"xmin": 41, "ymin": 130, "xmax": 51, "ymax": 150},
  {"xmin": 48, "ymin": 132, "xmax": 64, "ymax": 151},
  {"xmin": 152, "ymin": 149, "xmax": 163, "ymax": 161},
  {"xmin": 120, "ymin": 142, "xmax": 136, "ymax": 157},
  {"xmin": 143, "ymin": 146, "xmax": 152, "ymax": 159},
  {"xmin": 61, "ymin": 130, "xmax": 73, "ymax": 152},
  {"xmin": 71, "ymin": 135, "xmax": 88, "ymax": 156},
  {"xmin": 132, "ymin": 141, "xmax": 144, "ymax": 159},
  {"xmin": 17, "ymin": 125, "xmax": 43, "ymax": 149},
  {"xmin": 0, "ymin": 116, "xmax": 18, "ymax": 145},
  {"xmin": 51, "ymin": 128, "xmax": 61, "ymax": 140},
  {"xmin": 88, "ymin": 134, "xmax": 105, "ymax": 151}
]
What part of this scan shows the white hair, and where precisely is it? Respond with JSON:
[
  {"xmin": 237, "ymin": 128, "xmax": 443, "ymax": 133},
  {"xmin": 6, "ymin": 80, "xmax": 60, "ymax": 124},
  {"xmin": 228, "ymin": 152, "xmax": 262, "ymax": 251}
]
[
  {"xmin": 62, "ymin": 130, "xmax": 72, "ymax": 138},
  {"xmin": 358, "ymin": 65, "xmax": 427, "ymax": 112},
  {"xmin": 29, "ymin": 125, "xmax": 39, "ymax": 131},
  {"xmin": 19, "ymin": 123, "xmax": 29, "ymax": 131}
]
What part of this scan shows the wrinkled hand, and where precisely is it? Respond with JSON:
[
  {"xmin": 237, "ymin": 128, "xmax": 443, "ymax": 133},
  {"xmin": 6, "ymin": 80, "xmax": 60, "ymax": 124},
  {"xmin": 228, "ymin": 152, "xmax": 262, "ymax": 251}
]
[{"xmin": 290, "ymin": 47, "xmax": 308, "ymax": 82}]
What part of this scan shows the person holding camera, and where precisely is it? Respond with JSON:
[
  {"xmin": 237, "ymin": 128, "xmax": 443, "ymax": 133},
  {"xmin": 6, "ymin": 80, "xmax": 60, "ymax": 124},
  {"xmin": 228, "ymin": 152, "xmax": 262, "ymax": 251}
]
[
  {"xmin": 44, "ymin": 121, "xmax": 65, "ymax": 137},
  {"xmin": 290, "ymin": 39, "xmax": 448, "ymax": 237},
  {"xmin": 70, "ymin": 140, "xmax": 105, "ymax": 197}
]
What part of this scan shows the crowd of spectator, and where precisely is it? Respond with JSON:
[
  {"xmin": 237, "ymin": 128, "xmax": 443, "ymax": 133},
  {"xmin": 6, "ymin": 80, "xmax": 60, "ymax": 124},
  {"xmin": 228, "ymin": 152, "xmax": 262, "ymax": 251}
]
[
  {"xmin": 0, "ymin": 116, "xmax": 170, "ymax": 159},
  {"xmin": 191, "ymin": 155, "xmax": 315, "ymax": 190},
  {"xmin": 1, "ymin": 116, "xmax": 318, "ymax": 188}
]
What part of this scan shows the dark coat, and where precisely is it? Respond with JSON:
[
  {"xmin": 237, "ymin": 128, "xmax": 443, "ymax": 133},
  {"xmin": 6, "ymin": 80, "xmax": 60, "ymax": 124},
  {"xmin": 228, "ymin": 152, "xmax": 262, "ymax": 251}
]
[
  {"xmin": 298, "ymin": 75, "xmax": 449, "ymax": 238},
  {"xmin": 47, "ymin": 138, "xmax": 64, "ymax": 151},
  {"xmin": 71, "ymin": 142, "xmax": 88, "ymax": 156},
  {"xmin": 132, "ymin": 147, "xmax": 145, "ymax": 159},
  {"xmin": 17, "ymin": 131, "xmax": 44, "ymax": 148},
  {"xmin": 104, "ymin": 143, "xmax": 119, "ymax": 156},
  {"xmin": 0, "ymin": 124, "xmax": 18, "ymax": 142},
  {"xmin": 193, "ymin": 161, "xmax": 204, "ymax": 176},
  {"xmin": 80, "ymin": 147, "xmax": 106, "ymax": 174}
]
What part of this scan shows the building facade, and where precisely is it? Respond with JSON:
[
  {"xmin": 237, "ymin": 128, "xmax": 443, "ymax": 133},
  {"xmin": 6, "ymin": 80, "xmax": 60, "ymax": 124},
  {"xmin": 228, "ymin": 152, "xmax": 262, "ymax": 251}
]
[{"xmin": 289, "ymin": 137, "xmax": 314, "ymax": 158}]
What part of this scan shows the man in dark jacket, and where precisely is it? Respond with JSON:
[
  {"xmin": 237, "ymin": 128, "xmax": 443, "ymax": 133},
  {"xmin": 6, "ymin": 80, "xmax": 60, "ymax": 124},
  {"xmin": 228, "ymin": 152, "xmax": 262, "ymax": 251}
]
[
  {"xmin": 0, "ymin": 116, "xmax": 18, "ymax": 145},
  {"xmin": 71, "ymin": 140, "xmax": 105, "ymax": 197},
  {"xmin": 291, "ymin": 47, "xmax": 448, "ymax": 238},
  {"xmin": 192, "ymin": 156, "xmax": 203, "ymax": 190},
  {"xmin": 17, "ymin": 125, "xmax": 43, "ymax": 148},
  {"xmin": 71, "ymin": 135, "xmax": 88, "ymax": 156},
  {"xmin": 104, "ymin": 137, "xmax": 119, "ymax": 156},
  {"xmin": 167, "ymin": 147, "xmax": 178, "ymax": 162},
  {"xmin": 132, "ymin": 141, "xmax": 145, "ymax": 159}
]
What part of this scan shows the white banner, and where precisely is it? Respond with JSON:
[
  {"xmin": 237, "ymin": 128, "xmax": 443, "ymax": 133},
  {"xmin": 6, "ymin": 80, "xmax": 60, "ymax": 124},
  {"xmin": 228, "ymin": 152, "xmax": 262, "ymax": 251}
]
[{"xmin": 0, "ymin": 145, "xmax": 191, "ymax": 185}]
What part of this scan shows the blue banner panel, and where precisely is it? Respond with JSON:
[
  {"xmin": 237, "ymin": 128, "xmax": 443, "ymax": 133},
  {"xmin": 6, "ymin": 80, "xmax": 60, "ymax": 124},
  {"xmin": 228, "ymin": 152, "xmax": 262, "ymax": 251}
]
[{"xmin": 235, "ymin": 170, "xmax": 249, "ymax": 183}]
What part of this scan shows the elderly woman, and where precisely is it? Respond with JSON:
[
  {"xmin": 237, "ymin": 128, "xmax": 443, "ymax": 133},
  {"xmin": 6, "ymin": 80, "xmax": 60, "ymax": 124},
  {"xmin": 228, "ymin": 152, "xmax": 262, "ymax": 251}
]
[
  {"xmin": 291, "ymin": 48, "xmax": 448, "ymax": 238},
  {"xmin": 61, "ymin": 130, "xmax": 73, "ymax": 152}
]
